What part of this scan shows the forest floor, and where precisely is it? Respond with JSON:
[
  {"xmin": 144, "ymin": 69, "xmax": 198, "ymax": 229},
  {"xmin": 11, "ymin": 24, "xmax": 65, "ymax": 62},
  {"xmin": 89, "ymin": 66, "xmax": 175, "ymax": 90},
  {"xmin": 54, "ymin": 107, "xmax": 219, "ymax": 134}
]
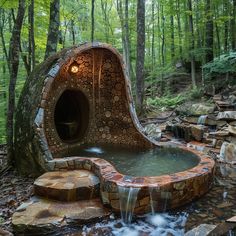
[
  {"xmin": 0, "ymin": 143, "xmax": 236, "ymax": 235},
  {"xmin": 0, "ymin": 145, "xmax": 34, "ymax": 234}
]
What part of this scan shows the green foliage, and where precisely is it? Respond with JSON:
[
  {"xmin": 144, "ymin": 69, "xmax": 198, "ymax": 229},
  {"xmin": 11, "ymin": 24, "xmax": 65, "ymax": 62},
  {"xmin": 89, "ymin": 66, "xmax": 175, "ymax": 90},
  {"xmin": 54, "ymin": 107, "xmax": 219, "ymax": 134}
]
[
  {"xmin": 146, "ymin": 94, "xmax": 185, "ymax": 109},
  {"xmin": 203, "ymin": 52, "xmax": 236, "ymax": 79},
  {"xmin": 186, "ymin": 88, "xmax": 204, "ymax": 100}
]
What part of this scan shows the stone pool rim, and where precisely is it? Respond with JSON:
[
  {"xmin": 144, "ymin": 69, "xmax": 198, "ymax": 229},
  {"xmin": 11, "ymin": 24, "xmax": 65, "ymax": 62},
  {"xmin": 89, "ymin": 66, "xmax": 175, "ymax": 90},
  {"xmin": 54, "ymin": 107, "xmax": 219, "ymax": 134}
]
[
  {"xmin": 46, "ymin": 144, "xmax": 214, "ymax": 186},
  {"xmin": 43, "ymin": 143, "xmax": 215, "ymax": 213}
]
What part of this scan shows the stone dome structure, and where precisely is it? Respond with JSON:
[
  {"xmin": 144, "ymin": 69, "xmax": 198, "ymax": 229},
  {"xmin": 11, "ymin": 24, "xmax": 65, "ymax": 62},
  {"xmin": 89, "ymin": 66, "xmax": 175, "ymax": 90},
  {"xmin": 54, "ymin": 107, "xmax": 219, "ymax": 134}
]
[{"xmin": 14, "ymin": 42, "xmax": 153, "ymax": 176}]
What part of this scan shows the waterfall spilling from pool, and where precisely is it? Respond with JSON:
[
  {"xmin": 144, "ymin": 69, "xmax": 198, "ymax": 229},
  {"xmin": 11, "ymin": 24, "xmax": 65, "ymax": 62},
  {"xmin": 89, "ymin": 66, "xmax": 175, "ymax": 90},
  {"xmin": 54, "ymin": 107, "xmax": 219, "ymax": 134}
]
[
  {"xmin": 118, "ymin": 185, "xmax": 140, "ymax": 224},
  {"xmin": 197, "ymin": 115, "xmax": 208, "ymax": 125}
]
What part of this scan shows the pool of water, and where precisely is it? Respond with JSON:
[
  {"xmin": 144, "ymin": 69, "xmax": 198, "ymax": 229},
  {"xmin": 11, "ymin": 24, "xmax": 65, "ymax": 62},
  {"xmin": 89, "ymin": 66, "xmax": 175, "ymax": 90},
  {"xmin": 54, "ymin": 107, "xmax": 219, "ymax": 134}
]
[{"xmin": 68, "ymin": 144, "xmax": 200, "ymax": 177}]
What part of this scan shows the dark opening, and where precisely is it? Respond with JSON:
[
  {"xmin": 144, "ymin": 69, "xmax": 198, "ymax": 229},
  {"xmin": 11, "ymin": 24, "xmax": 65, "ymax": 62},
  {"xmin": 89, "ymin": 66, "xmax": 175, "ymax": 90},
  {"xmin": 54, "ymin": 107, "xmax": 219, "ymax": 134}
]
[{"xmin": 54, "ymin": 90, "xmax": 89, "ymax": 142}]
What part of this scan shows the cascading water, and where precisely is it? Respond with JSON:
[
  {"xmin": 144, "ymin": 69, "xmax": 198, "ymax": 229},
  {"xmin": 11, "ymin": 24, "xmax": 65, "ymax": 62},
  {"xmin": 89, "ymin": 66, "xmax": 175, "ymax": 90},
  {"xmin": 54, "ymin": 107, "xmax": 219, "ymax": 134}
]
[
  {"xmin": 219, "ymin": 142, "xmax": 228, "ymax": 159},
  {"xmin": 118, "ymin": 185, "xmax": 140, "ymax": 224},
  {"xmin": 197, "ymin": 115, "xmax": 208, "ymax": 125},
  {"xmin": 149, "ymin": 187, "xmax": 159, "ymax": 214}
]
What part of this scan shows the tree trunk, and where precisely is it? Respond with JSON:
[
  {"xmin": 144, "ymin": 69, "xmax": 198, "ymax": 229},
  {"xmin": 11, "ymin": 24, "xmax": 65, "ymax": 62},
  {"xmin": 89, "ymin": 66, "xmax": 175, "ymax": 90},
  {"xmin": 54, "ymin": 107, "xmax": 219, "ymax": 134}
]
[
  {"xmin": 224, "ymin": 1, "xmax": 229, "ymax": 53},
  {"xmin": 71, "ymin": 19, "xmax": 75, "ymax": 45},
  {"xmin": 151, "ymin": 0, "xmax": 155, "ymax": 71},
  {"xmin": 136, "ymin": 0, "xmax": 145, "ymax": 113},
  {"xmin": 124, "ymin": 0, "xmax": 132, "ymax": 79},
  {"xmin": 7, "ymin": 0, "xmax": 26, "ymax": 164},
  {"xmin": 231, "ymin": 0, "xmax": 236, "ymax": 50},
  {"xmin": 160, "ymin": 3, "xmax": 165, "ymax": 95},
  {"xmin": 170, "ymin": 0, "xmax": 175, "ymax": 61},
  {"xmin": 116, "ymin": 0, "xmax": 132, "ymax": 79},
  {"xmin": 91, "ymin": 0, "xmax": 95, "ymax": 42},
  {"xmin": 205, "ymin": 0, "xmax": 214, "ymax": 62},
  {"xmin": 100, "ymin": 0, "xmax": 109, "ymax": 42},
  {"xmin": 176, "ymin": 0, "xmax": 183, "ymax": 60},
  {"xmin": 0, "ymin": 9, "xmax": 10, "ymax": 72},
  {"xmin": 188, "ymin": 0, "xmax": 196, "ymax": 88},
  {"xmin": 28, "ymin": 0, "xmax": 35, "ymax": 69},
  {"xmin": 44, "ymin": 0, "xmax": 60, "ymax": 60}
]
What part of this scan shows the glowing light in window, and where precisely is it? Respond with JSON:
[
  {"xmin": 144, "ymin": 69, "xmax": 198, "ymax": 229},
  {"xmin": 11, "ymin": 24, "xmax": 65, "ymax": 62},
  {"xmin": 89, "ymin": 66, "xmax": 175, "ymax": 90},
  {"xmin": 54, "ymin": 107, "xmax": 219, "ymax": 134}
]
[{"xmin": 70, "ymin": 64, "xmax": 79, "ymax": 73}]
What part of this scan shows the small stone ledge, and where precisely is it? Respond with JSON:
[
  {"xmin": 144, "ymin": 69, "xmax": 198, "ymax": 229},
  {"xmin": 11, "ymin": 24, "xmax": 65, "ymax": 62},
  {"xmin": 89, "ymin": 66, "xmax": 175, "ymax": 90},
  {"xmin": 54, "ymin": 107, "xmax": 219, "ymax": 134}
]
[{"xmin": 12, "ymin": 197, "xmax": 111, "ymax": 235}]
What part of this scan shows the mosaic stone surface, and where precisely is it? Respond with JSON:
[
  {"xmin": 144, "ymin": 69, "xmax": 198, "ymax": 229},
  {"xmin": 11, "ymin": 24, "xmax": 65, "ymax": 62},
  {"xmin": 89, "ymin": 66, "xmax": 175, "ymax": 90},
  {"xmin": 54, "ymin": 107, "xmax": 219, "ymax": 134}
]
[
  {"xmin": 14, "ymin": 42, "xmax": 153, "ymax": 176},
  {"xmin": 12, "ymin": 197, "xmax": 110, "ymax": 235},
  {"xmin": 34, "ymin": 170, "xmax": 100, "ymax": 201}
]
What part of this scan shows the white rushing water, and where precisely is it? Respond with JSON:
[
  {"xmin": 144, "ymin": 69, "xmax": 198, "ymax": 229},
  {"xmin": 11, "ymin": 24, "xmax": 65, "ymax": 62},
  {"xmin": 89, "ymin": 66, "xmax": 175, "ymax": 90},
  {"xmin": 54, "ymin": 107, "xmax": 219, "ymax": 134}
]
[
  {"xmin": 85, "ymin": 147, "xmax": 104, "ymax": 154},
  {"xmin": 197, "ymin": 115, "xmax": 208, "ymax": 125},
  {"xmin": 118, "ymin": 185, "xmax": 140, "ymax": 224},
  {"xmin": 81, "ymin": 213, "xmax": 188, "ymax": 236}
]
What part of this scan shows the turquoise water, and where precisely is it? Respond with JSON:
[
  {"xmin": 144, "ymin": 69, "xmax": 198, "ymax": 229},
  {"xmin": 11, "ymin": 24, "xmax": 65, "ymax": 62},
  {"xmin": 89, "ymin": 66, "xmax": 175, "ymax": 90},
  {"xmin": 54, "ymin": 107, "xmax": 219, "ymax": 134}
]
[{"xmin": 69, "ymin": 144, "xmax": 200, "ymax": 177}]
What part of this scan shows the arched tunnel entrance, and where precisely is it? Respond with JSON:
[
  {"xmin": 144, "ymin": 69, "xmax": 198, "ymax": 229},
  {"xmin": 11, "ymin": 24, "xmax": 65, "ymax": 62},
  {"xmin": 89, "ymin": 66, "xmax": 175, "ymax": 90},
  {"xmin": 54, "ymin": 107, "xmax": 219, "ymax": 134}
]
[{"xmin": 54, "ymin": 89, "xmax": 89, "ymax": 143}]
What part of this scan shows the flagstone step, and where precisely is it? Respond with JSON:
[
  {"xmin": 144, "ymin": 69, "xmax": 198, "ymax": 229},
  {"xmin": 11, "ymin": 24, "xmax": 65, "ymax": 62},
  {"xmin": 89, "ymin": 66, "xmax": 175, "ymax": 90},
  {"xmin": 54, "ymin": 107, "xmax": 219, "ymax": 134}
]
[
  {"xmin": 12, "ymin": 197, "xmax": 110, "ymax": 235},
  {"xmin": 34, "ymin": 170, "xmax": 100, "ymax": 201}
]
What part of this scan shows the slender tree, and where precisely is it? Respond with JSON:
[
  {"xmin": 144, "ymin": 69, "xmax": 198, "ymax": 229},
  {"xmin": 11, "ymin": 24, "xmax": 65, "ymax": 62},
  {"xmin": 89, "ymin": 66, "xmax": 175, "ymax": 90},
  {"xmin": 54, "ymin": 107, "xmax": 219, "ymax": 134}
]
[
  {"xmin": 205, "ymin": 0, "xmax": 214, "ymax": 62},
  {"xmin": 151, "ymin": 0, "xmax": 155, "ymax": 71},
  {"xmin": 176, "ymin": 0, "xmax": 182, "ymax": 60},
  {"xmin": 170, "ymin": 1, "xmax": 175, "ymax": 60},
  {"xmin": 116, "ymin": 0, "xmax": 132, "ymax": 79},
  {"xmin": 7, "ymin": 0, "xmax": 26, "ymax": 163},
  {"xmin": 188, "ymin": 0, "xmax": 196, "ymax": 88},
  {"xmin": 224, "ymin": 1, "xmax": 229, "ymax": 53},
  {"xmin": 91, "ymin": 0, "xmax": 95, "ymax": 42},
  {"xmin": 45, "ymin": 0, "xmax": 60, "ymax": 59},
  {"xmin": 28, "ymin": 0, "xmax": 35, "ymax": 70},
  {"xmin": 231, "ymin": 0, "xmax": 236, "ymax": 50},
  {"xmin": 136, "ymin": 0, "xmax": 145, "ymax": 113}
]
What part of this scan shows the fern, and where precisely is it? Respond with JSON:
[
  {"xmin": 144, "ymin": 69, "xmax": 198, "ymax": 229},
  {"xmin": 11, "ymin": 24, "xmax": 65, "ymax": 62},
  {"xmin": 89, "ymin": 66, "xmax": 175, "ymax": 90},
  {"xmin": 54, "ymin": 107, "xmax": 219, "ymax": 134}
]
[{"xmin": 203, "ymin": 52, "xmax": 236, "ymax": 79}]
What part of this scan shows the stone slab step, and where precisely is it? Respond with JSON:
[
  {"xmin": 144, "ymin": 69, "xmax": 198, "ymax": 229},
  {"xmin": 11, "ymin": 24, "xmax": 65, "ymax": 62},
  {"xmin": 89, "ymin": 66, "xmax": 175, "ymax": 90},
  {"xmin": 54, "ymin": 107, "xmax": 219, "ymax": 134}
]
[
  {"xmin": 34, "ymin": 170, "xmax": 100, "ymax": 201},
  {"xmin": 12, "ymin": 197, "xmax": 110, "ymax": 235}
]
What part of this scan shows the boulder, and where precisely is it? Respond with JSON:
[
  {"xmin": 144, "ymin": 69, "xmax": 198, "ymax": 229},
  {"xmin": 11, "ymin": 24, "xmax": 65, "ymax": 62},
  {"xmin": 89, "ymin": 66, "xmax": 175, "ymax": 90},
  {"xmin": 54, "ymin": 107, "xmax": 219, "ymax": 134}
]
[
  {"xmin": 217, "ymin": 111, "xmax": 236, "ymax": 121},
  {"xmin": 229, "ymin": 95, "xmax": 236, "ymax": 105},
  {"xmin": 190, "ymin": 125, "xmax": 204, "ymax": 141},
  {"xmin": 219, "ymin": 142, "xmax": 236, "ymax": 163},
  {"xmin": 190, "ymin": 103, "xmax": 215, "ymax": 115},
  {"xmin": 185, "ymin": 224, "xmax": 216, "ymax": 236},
  {"xmin": 0, "ymin": 228, "xmax": 13, "ymax": 236},
  {"xmin": 175, "ymin": 102, "xmax": 215, "ymax": 116},
  {"xmin": 144, "ymin": 123, "xmax": 161, "ymax": 141},
  {"xmin": 229, "ymin": 125, "xmax": 236, "ymax": 136},
  {"xmin": 225, "ymin": 143, "xmax": 236, "ymax": 163}
]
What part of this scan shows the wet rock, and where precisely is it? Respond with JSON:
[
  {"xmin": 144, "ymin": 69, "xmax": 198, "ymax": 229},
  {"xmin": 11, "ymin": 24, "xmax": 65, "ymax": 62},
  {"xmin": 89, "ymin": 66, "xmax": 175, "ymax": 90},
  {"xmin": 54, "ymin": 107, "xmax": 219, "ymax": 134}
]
[
  {"xmin": 175, "ymin": 103, "xmax": 214, "ymax": 116},
  {"xmin": 219, "ymin": 142, "xmax": 236, "ymax": 163},
  {"xmin": 0, "ymin": 228, "xmax": 13, "ymax": 236},
  {"xmin": 12, "ymin": 197, "xmax": 110, "ymax": 235},
  {"xmin": 208, "ymin": 131, "xmax": 230, "ymax": 139},
  {"xmin": 144, "ymin": 123, "xmax": 162, "ymax": 141},
  {"xmin": 187, "ymin": 141, "xmax": 210, "ymax": 153},
  {"xmin": 217, "ymin": 202, "xmax": 234, "ymax": 208},
  {"xmin": 229, "ymin": 95, "xmax": 236, "ymax": 105},
  {"xmin": 227, "ymin": 216, "xmax": 236, "ymax": 223},
  {"xmin": 190, "ymin": 125, "xmax": 204, "ymax": 141},
  {"xmin": 184, "ymin": 224, "xmax": 216, "ymax": 236},
  {"xmin": 225, "ymin": 143, "xmax": 236, "ymax": 163},
  {"xmin": 207, "ymin": 222, "xmax": 236, "ymax": 236},
  {"xmin": 34, "ymin": 170, "xmax": 100, "ymax": 201},
  {"xmin": 217, "ymin": 111, "xmax": 236, "ymax": 121},
  {"xmin": 229, "ymin": 125, "xmax": 236, "ymax": 136},
  {"xmin": 190, "ymin": 103, "xmax": 215, "ymax": 115}
]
